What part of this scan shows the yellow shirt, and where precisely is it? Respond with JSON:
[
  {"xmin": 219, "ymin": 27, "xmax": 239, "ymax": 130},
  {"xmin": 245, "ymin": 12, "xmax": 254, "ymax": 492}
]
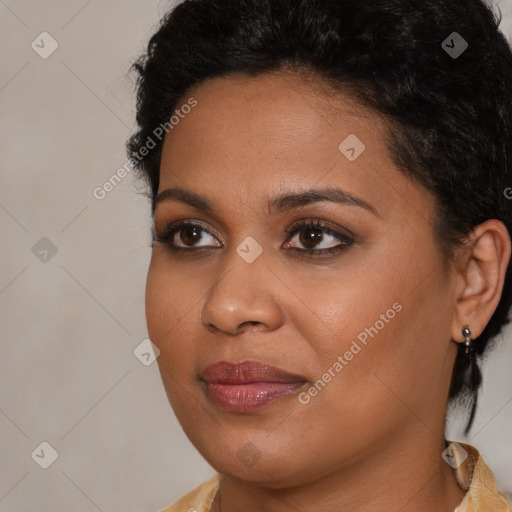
[{"xmin": 161, "ymin": 442, "xmax": 511, "ymax": 512}]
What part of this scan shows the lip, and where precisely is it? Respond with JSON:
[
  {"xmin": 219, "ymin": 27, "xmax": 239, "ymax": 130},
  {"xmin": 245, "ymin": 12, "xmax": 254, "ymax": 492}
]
[{"xmin": 200, "ymin": 361, "xmax": 307, "ymax": 412}]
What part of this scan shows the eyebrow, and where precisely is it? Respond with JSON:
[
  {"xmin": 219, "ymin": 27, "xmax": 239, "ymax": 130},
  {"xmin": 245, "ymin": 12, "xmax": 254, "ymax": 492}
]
[{"xmin": 153, "ymin": 186, "xmax": 378, "ymax": 217}]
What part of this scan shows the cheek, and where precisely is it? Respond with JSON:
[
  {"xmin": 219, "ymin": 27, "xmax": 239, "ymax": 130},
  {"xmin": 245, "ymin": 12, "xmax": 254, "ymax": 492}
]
[
  {"xmin": 284, "ymin": 304, "xmax": 436, "ymax": 477},
  {"xmin": 145, "ymin": 258, "xmax": 202, "ymax": 412},
  {"xmin": 145, "ymin": 256, "xmax": 196, "ymax": 361},
  {"xmin": 145, "ymin": 260, "xmax": 169, "ymax": 342},
  {"xmin": 290, "ymin": 235, "xmax": 447, "ymax": 413},
  {"xmin": 146, "ymin": 254, "xmax": 194, "ymax": 324}
]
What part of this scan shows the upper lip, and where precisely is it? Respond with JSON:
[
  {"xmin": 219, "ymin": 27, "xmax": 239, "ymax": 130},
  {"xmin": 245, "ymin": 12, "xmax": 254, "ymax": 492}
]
[{"xmin": 200, "ymin": 360, "xmax": 307, "ymax": 384}]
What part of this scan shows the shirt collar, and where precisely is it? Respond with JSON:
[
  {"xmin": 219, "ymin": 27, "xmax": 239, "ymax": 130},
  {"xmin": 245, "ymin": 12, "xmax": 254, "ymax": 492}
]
[{"xmin": 450, "ymin": 441, "xmax": 511, "ymax": 511}]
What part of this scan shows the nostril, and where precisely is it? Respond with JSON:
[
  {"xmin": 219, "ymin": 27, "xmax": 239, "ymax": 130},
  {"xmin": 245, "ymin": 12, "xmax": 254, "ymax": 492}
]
[{"xmin": 236, "ymin": 321, "xmax": 264, "ymax": 333}]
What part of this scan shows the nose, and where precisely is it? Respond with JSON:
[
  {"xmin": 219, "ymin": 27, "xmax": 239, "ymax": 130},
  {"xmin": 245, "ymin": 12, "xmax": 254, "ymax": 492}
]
[{"xmin": 200, "ymin": 253, "xmax": 284, "ymax": 335}]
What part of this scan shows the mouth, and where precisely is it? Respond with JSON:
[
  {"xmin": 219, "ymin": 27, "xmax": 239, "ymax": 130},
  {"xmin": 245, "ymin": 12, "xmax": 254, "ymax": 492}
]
[{"xmin": 200, "ymin": 360, "xmax": 308, "ymax": 412}]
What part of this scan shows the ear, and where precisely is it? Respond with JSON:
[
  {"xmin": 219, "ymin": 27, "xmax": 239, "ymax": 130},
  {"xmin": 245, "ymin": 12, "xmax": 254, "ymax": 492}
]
[{"xmin": 451, "ymin": 219, "xmax": 511, "ymax": 343}]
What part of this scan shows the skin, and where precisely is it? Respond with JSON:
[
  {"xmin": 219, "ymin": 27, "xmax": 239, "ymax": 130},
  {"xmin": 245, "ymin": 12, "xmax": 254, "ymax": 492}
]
[{"xmin": 145, "ymin": 71, "xmax": 511, "ymax": 512}]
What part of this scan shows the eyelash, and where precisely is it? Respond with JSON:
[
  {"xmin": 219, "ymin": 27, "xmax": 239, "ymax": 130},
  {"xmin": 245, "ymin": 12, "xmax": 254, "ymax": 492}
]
[{"xmin": 153, "ymin": 218, "xmax": 354, "ymax": 258}]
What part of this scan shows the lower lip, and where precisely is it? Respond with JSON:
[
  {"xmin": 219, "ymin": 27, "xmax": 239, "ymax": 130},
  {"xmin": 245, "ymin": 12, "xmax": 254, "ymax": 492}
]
[{"xmin": 204, "ymin": 382, "xmax": 305, "ymax": 412}]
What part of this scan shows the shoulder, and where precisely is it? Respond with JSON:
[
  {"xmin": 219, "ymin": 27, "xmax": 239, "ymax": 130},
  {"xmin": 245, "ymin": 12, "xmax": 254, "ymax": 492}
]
[{"xmin": 160, "ymin": 473, "xmax": 220, "ymax": 512}]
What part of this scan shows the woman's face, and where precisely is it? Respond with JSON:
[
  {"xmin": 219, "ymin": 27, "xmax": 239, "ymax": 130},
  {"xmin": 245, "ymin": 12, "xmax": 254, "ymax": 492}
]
[{"xmin": 146, "ymin": 72, "xmax": 460, "ymax": 486}]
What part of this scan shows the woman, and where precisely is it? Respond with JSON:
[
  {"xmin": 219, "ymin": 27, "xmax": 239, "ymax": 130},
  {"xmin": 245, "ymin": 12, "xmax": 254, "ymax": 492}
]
[{"xmin": 126, "ymin": 0, "xmax": 512, "ymax": 510}]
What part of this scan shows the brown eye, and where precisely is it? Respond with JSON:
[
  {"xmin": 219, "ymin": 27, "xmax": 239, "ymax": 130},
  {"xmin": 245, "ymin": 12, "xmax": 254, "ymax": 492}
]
[
  {"xmin": 283, "ymin": 219, "xmax": 354, "ymax": 256},
  {"xmin": 296, "ymin": 226, "xmax": 326, "ymax": 249},
  {"xmin": 154, "ymin": 221, "xmax": 222, "ymax": 249},
  {"xmin": 154, "ymin": 218, "xmax": 353, "ymax": 257},
  {"xmin": 176, "ymin": 225, "xmax": 204, "ymax": 246}
]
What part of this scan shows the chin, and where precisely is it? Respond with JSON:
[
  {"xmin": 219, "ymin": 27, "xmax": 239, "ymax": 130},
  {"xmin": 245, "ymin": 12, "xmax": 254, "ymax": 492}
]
[{"xmin": 190, "ymin": 431, "xmax": 318, "ymax": 487}]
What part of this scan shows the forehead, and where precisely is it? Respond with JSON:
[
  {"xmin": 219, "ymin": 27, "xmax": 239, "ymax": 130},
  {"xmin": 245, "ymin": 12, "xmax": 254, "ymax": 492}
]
[
  {"xmin": 157, "ymin": 71, "xmax": 432, "ymax": 224},
  {"xmin": 167, "ymin": 71, "xmax": 381, "ymax": 150}
]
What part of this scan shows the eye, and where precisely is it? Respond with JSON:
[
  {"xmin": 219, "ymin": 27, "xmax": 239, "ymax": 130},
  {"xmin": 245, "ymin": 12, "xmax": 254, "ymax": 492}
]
[
  {"xmin": 154, "ymin": 220, "xmax": 221, "ymax": 250},
  {"xmin": 283, "ymin": 219, "xmax": 353, "ymax": 256},
  {"xmin": 153, "ymin": 218, "xmax": 354, "ymax": 257}
]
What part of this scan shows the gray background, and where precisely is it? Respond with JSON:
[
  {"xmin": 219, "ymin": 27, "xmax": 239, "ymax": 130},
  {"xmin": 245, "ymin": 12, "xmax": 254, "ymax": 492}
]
[{"xmin": 1, "ymin": 1, "xmax": 511, "ymax": 510}]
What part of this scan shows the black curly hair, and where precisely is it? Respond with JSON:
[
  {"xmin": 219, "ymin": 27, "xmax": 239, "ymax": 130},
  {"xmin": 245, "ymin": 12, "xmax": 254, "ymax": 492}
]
[{"xmin": 126, "ymin": 0, "xmax": 512, "ymax": 434}]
